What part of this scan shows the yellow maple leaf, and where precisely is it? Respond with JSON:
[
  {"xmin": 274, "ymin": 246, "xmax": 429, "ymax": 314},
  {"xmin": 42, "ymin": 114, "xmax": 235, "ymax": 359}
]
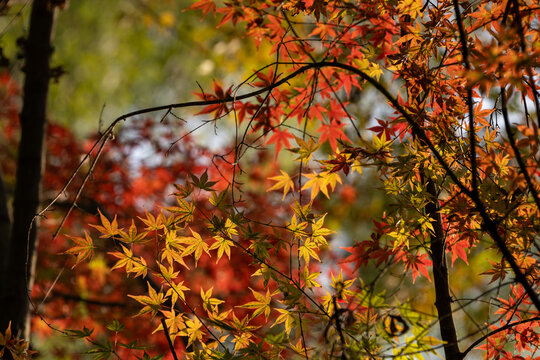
[
  {"xmin": 65, "ymin": 231, "xmax": 94, "ymax": 267},
  {"xmin": 201, "ymin": 286, "xmax": 225, "ymax": 312},
  {"xmin": 299, "ymin": 239, "xmax": 321, "ymax": 264},
  {"xmin": 185, "ymin": 317, "xmax": 204, "ymax": 346},
  {"xmin": 109, "ymin": 245, "xmax": 148, "ymax": 278},
  {"xmin": 180, "ymin": 228, "xmax": 209, "ymax": 265},
  {"xmin": 267, "ymin": 170, "xmax": 295, "ymax": 199},
  {"xmin": 128, "ymin": 282, "xmax": 167, "ymax": 317},
  {"xmin": 209, "ymin": 235, "xmax": 234, "ymax": 262},
  {"xmin": 237, "ymin": 288, "xmax": 276, "ymax": 320},
  {"xmin": 302, "ymin": 171, "xmax": 342, "ymax": 200},
  {"xmin": 153, "ymin": 309, "xmax": 185, "ymax": 342},
  {"xmin": 89, "ymin": 209, "xmax": 122, "ymax": 238}
]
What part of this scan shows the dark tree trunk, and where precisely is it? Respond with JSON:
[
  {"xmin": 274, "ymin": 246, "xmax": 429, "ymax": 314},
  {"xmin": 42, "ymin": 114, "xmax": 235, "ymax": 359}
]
[
  {"xmin": 424, "ymin": 177, "xmax": 461, "ymax": 360},
  {"xmin": 0, "ymin": 0, "xmax": 55, "ymax": 341},
  {"xmin": 0, "ymin": 168, "xmax": 11, "ymax": 279}
]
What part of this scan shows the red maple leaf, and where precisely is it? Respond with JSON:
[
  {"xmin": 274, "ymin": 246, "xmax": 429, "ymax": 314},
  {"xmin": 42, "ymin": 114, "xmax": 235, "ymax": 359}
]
[
  {"xmin": 193, "ymin": 80, "xmax": 233, "ymax": 118},
  {"xmin": 395, "ymin": 250, "xmax": 432, "ymax": 283},
  {"xmin": 187, "ymin": 0, "xmax": 216, "ymax": 17},
  {"xmin": 317, "ymin": 119, "xmax": 351, "ymax": 151},
  {"xmin": 265, "ymin": 128, "xmax": 295, "ymax": 155}
]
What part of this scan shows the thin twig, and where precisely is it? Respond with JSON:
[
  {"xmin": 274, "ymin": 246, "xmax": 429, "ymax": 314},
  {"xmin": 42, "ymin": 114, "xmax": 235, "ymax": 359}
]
[{"xmin": 161, "ymin": 317, "xmax": 179, "ymax": 360}]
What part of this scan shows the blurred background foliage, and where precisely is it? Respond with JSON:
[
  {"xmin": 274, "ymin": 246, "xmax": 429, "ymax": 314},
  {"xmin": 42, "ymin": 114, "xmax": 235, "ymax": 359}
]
[{"xmin": 0, "ymin": 0, "xmax": 272, "ymax": 135}]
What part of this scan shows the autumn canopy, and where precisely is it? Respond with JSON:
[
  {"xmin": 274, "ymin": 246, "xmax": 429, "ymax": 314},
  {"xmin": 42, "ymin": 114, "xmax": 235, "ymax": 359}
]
[{"xmin": 0, "ymin": 0, "xmax": 540, "ymax": 359}]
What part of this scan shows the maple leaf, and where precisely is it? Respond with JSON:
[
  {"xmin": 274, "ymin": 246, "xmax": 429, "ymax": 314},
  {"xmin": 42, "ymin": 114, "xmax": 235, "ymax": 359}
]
[
  {"xmin": 273, "ymin": 308, "xmax": 298, "ymax": 335},
  {"xmin": 193, "ymin": 80, "xmax": 232, "ymax": 117},
  {"xmin": 209, "ymin": 235, "xmax": 234, "ymax": 262},
  {"xmin": 138, "ymin": 210, "xmax": 164, "ymax": 232},
  {"xmin": 396, "ymin": 250, "xmax": 432, "ymax": 283},
  {"xmin": 237, "ymin": 288, "xmax": 275, "ymax": 320},
  {"xmin": 157, "ymin": 262, "xmax": 180, "ymax": 283},
  {"xmin": 396, "ymin": 0, "xmax": 423, "ymax": 18},
  {"xmin": 317, "ymin": 119, "xmax": 351, "ymax": 151},
  {"xmin": 448, "ymin": 239, "xmax": 469, "ymax": 266},
  {"xmin": 187, "ymin": 0, "xmax": 216, "ymax": 17},
  {"xmin": 161, "ymin": 230, "xmax": 190, "ymax": 269},
  {"xmin": 309, "ymin": 23, "xmax": 337, "ymax": 41},
  {"xmin": 109, "ymin": 245, "xmax": 148, "ymax": 278},
  {"xmin": 299, "ymin": 238, "xmax": 321, "ymax": 264},
  {"xmin": 340, "ymin": 244, "xmax": 367, "ymax": 272},
  {"xmin": 230, "ymin": 313, "xmax": 260, "ymax": 333},
  {"xmin": 265, "ymin": 128, "xmax": 295, "ymax": 155},
  {"xmin": 190, "ymin": 169, "xmax": 218, "ymax": 191},
  {"xmin": 267, "ymin": 169, "xmax": 295, "ymax": 200},
  {"xmin": 0, "ymin": 321, "xmax": 12, "ymax": 346},
  {"xmin": 335, "ymin": 72, "xmax": 361, "ymax": 97},
  {"xmin": 340, "ymin": 235, "xmax": 391, "ymax": 271},
  {"xmin": 165, "ymin": 198, "xmax": 195, "ymax": 225},
  {"xmin": 252, "ymin": 68, "xmax": 280, "ymax": 88},
  {"xmin": 0, "ymin": 321, "xmax": 37, "ymax": 360},
  {"xmin": 165, "ymin": 280, "xmax": 190, "ymax": 305},
  {"xmin": 289, "ymin": 136, "xmax": 320, "ymax": 162},
  {"xmin": 173, "ymin": 181, "xmax": 194, "ymax": 198},
  {"xmin": 65, "ymin": 231, "xmax": 94, "ymax": 267},
  {"xmin": 128, "ymin": 282, "xmax": 167, "ymax": 317},
  {"xmin": 89, "ymin": 209, "xmax": 122, "ymax": 238},
  {"xmin": 224, "ymin": 218, "xmax": 238, "ymax": 237},
  {"xmin": 153, "ymin": 309, "xmax": 185, "ymax": 343},
  {"xmin": 180, "ymin": 228, "xmax": 209, "ymax": 265},
  {"xmin": 118, "ymin": 220, "xmax": 148, "ymax": 244},
  {"xmin": 368, "ymin": 119, "xmax": 396, "ymax": 139},
  {"xmin": 209, "ymin": 189, "xmax": 229, "ymax": 209},
  {"xmin": 288, "ymin": 214, "xmax": 308, "ymax": 238},
  {"xmin": 330, "ymin": 270, "xmax": 355, "ymax": 298},
  {"xmin": 308, "ymin": 103, "xmax": 327, "ymax": 122},
  {"xmin": 302, "ymin": 171, "xmax": 342, "ymax": 200},
  {"xmin": 371, "ymin": 130, "xmax": 392, "ymax": 151},
  {"xmin": 185, "ymin": 317, "xmax": 204, "ymax": 346},
  {"xmin": 311, "ymin": 214, "xmax": 334, "ymax": 245},
  {"xmin": 301, "ymin": 267, "xmax": 321, "ymax": 289},
  {"xmin": 201, "ymin": 287, "xmax": 225, "ymax": 313},
  {"xmin": 481, "ymin": 259, "xmax": 508, "ymax": 284}
]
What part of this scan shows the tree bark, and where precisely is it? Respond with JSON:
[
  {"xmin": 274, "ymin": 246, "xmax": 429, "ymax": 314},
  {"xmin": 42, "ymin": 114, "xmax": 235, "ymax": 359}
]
[
  {"xmin": 0, "ymin": 0, "xmax": 55, "ymax": 341},
  {"xmin": 0, "ymin": 168, "xmax": 11, "ymax": 280}
]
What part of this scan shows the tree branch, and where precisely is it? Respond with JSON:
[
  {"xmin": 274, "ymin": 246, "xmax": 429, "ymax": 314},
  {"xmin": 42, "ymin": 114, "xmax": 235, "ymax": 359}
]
[
  {"xmin": 501, "ymin": 88, "xmax": 540, "ymax": 211},
  {"xmin": 460, "ymin": 316, "xmax": 540, "ymax": 359},
  {"xmin": 452, "ymin": 0, "xmax": 478, "ymax": 197},
  {"xmin": 161, "ymin": 317, "xmax": 179, "ymax": 360}
]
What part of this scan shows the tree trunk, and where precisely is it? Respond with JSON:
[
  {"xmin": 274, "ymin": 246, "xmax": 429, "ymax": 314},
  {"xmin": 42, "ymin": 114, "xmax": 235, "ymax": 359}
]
[
  {"xmin": 0, "ymin": 0, "xmax": 55, "ymax": 341},
  {"xmin": 424, "ymin": 177, "xmax": 461, "ymax": 360},
  {"xmin": 0, "ymin": 168, "xmax": 11, "ymax": 280}
]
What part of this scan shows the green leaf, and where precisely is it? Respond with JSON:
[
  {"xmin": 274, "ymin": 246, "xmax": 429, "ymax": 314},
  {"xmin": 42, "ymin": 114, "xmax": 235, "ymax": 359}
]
[
  {"xmin": 173, "ymin": 181, "xmax": 194, "ymax": 198},
  {"xmin": 65, "ymin": 326, "xmax": 94, "ymax": 339},
  {"xmin": 190, "ymin": 169, "xmax": 218, "ymax": 190},
  {"xmin": 209, "ymin": 189, "xmax": 229, "ymax": 208},
  {"xmin": 106, "ymin": 320, "xmax": 125, "ymax": 332},
  {"xmin": 87, "ymin": 341, "xmax": 113, "ymax": 360},
  {"xmin": 118, "ymin": 340, "xmax": 148, "ymax": 350},
  {"xmin": 136, "ymin": 353, "xmax": 164, "ymax": 360}
]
